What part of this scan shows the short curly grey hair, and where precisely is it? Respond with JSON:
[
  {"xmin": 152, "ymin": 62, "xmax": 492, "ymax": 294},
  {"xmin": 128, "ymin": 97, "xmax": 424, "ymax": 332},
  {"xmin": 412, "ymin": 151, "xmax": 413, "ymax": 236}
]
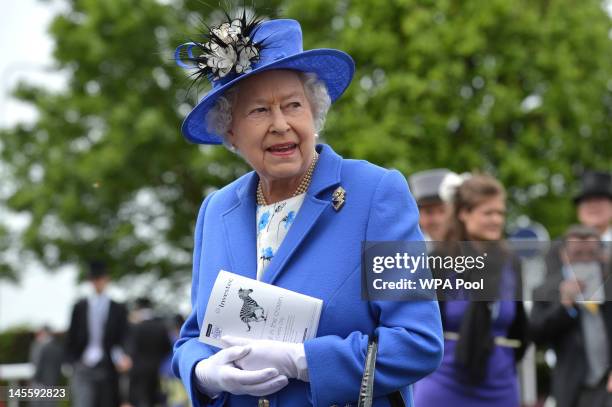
[{"xmin": 205, "ymin": 71, "xmax": 332, "ymax": 150}]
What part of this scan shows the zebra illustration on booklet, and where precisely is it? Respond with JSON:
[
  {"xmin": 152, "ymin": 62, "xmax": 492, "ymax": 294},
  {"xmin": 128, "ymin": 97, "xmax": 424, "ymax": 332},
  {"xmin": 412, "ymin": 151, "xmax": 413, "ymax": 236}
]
[{"xmin": 238, "ymin": 288, "xmax": 267, "ymax": 331}]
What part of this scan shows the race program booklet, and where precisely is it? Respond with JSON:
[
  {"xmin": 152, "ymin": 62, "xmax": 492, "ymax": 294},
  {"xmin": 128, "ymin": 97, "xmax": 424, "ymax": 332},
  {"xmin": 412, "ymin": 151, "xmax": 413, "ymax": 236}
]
[{"xmin": 199, "ymin": 270, "xmax": 323, "ymax": 348}]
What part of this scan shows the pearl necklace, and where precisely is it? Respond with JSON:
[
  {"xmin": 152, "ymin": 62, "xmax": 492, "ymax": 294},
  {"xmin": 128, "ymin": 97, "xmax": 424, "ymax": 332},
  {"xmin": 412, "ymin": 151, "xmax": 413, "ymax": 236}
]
[{"xmin": 256, "ymin": 152, "xmax": 319, "ymax": 206}]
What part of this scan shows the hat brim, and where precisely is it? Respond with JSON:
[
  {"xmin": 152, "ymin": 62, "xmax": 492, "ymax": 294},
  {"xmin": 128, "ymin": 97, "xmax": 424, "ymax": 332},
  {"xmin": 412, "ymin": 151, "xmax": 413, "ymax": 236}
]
[
  {"xmin": 574, "ymin": 192, "xmax": 612, "ymax": 204},
  {"xmin": 181, "ymin": 49, "xmax": 355, "ymax": 145},
  {"xmin": 416, "ymin": 196, "xmax": 444, "ymax": 206}
]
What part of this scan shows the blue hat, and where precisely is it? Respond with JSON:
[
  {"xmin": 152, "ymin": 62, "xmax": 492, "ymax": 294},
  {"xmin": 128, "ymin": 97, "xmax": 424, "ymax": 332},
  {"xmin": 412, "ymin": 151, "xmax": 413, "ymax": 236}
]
[{"xmin": 175, "ymin": 18, "xmax": 355, "ymax": 145}]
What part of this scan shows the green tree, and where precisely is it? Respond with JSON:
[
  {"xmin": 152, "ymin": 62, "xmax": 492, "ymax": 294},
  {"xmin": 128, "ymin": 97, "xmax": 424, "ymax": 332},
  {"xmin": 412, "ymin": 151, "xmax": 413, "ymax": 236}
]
[
  {"xmin": 0, "ymin": 0, "xmax": 280, "ymax": 279},
  {"xmin": 1, "ymin": 0, "xmax": 610, "ymax": 280},
  {"xmin": 284, "ymin": 0, "xmax": 611, "ymax": 236}
]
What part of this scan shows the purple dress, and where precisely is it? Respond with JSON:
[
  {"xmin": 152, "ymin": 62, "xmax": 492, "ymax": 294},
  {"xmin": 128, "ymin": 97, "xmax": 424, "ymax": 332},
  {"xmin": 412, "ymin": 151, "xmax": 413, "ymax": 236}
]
[{"xmin": 413, "ymin": 265, "xmax": 519, "ymax": 407}]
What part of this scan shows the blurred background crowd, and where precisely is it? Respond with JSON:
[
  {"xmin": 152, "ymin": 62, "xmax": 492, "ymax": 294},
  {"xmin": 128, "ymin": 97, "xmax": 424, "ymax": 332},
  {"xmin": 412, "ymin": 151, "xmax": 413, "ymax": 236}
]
[{"xmin": 0, "ymin": 0, "xmax": 611, "ymax": 406}]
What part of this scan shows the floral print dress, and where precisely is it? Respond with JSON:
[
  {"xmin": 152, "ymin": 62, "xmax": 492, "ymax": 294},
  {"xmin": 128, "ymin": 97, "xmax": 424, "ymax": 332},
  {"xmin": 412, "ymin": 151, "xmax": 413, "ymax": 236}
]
[{"xmin": 255, "ymin": 193, "xmax": 305, "ymax": 281}]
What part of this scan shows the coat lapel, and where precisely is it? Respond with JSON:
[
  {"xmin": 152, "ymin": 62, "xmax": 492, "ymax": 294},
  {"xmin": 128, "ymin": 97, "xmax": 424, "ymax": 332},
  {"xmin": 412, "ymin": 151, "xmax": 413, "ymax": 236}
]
[
  {"xmin": 262, "ymin": 144, "xmax": 343, "ymax": 285},
  {"xmin": 222, "ymin": 172, "xmax": 258, "ymax": 279}
]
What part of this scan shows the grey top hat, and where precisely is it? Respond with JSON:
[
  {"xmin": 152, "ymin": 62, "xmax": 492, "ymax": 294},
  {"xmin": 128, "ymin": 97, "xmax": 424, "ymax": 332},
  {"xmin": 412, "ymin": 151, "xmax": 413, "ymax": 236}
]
[
  {"xmin": 409, "ymin": 169, "xmax": 451, "ymax": 204},
  {"xmin": 574, "ymin": 170, "xmax": 612, "ymax": 204}
]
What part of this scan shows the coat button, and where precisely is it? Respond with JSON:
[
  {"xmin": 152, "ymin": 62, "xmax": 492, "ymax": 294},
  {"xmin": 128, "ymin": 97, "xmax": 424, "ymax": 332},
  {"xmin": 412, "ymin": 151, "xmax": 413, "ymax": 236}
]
[{"xmin": 258, "ymin": 398, "xmax": 270, "ymax": 407}]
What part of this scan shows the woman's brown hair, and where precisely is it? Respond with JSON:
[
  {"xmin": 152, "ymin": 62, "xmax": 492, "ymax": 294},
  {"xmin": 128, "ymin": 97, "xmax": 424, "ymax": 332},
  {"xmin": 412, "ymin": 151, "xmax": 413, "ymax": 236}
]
[{"xmin": 444, "ymin": 174, "xmax": 506, "ymax": 241}]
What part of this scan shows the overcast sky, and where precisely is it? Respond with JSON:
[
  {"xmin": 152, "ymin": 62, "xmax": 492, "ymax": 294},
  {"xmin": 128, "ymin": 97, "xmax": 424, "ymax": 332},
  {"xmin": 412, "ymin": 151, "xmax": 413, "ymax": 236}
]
[{"xmin": 0, "ymin": 0, "xmax": 68, "ymax": 129}]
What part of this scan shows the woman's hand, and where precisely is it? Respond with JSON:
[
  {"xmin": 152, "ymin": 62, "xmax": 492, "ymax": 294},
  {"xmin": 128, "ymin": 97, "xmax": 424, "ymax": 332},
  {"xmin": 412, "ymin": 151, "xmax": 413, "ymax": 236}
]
[
  {"xmin": 194, "ymin": 345, "xmax": 289, "ymax": 398},
  {"xmin": 222, "ymin": 336, "xmax": 309, "ymax": 382}
]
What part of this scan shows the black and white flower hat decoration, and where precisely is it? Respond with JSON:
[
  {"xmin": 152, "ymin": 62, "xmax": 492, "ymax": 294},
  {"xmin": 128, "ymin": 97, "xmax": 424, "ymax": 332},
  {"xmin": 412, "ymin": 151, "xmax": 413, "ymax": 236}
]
[
  {"xmin": 175, "ymin": 12, "xmax": 355, "ymax": 145},
  {"xmin": 176, "ymin": 12, "xmax": 264, "ymax": 82}
]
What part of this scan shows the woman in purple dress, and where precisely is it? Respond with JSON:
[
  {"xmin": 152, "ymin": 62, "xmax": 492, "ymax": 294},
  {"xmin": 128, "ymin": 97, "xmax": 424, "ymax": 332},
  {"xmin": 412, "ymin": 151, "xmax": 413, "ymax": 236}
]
[{"xmin": 414, "ymin": 174, "xmax": 529, "ymax": 407}]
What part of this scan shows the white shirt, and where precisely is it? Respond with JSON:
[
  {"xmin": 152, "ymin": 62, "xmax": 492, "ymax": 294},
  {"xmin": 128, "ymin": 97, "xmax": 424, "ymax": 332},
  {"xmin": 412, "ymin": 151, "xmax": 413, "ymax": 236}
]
[
  {"xmin": 601, "ymin": 226, "xmax": 611, "ymax": 242},
  {"xmin": 255, "ymin": 193, "xmax": 306, "ymax": 281},
  {"xmin": 82, "ymin": 293, "xmax": 110, "ymax": 366}
]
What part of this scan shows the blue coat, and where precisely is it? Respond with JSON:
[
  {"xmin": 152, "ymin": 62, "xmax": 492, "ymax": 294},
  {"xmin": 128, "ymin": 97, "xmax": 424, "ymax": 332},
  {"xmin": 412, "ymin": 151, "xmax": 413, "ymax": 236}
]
[{"xmin": 173, "ymin": 144, "xmax": 443, "ymax": 407}]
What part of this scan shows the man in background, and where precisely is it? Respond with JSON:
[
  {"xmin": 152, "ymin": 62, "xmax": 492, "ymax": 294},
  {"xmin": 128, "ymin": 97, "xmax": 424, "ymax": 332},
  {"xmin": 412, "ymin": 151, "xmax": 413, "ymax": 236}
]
[
  {"xmin": 409, "ymin": 168, "xmax": 452, "ymax": 241},
  {"xmin": 126, "ymin": 297, "xmax": 172, "ymax": 407},
  {"xmin": 575, "ymin": 171, "xmax": 611, "ymax": 242},
  {"xmin": 531, "ymin": 225, "xmax": 612, "ymax": 407},
  {"xmin": 29, "ymin": 325, "xmax": 63, "ymax": 407},
  {"xmin": 65, "ymin": 260, "xmax": 131, "ymax": 407}
]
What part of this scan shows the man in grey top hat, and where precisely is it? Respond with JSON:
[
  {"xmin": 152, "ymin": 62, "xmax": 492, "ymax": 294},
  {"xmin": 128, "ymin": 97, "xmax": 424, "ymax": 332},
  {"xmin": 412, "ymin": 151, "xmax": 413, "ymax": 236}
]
[{"xmin": 408, "ymin": 169, "xmax": 452, "ymax": 241}]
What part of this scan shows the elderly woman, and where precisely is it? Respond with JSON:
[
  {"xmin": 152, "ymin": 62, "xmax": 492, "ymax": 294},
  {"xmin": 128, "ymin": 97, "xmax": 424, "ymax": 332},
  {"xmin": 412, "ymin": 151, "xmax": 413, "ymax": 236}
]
[{"xmin": 172, "ymin": 15, "xmax": 443, "ymax": 407}]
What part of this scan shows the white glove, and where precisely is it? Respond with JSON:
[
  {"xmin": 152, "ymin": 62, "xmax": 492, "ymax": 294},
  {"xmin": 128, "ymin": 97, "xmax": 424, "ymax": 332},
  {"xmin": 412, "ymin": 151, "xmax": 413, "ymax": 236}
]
[
  {"xmin": 194, "ymin": 345, "xmax": 289, "ymax": 398},
  {"xmin": 221, "ymin": 336, "xmax": 309, "ymax": 382}
]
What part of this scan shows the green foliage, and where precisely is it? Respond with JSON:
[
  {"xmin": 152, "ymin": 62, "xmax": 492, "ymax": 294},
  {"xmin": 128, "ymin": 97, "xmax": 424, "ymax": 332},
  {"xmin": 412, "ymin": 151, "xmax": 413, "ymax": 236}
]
[
  {"xmin": 0, "ymin": 326, "xmax": 34, "ymax": 363},
  {"xmin": 0, "ymin": 223, "xmax": 14, "ymax": 280},
  {"xmin": 1, "ymin": 0, "xmax": 610, "ymax": 280},
  {"xmin": 0, "ymin": 0, "xmax": 277, "ymax": 279},
  {"xmin": 281, "ymin": 0, "xmax": 611, "ymax": 237}
]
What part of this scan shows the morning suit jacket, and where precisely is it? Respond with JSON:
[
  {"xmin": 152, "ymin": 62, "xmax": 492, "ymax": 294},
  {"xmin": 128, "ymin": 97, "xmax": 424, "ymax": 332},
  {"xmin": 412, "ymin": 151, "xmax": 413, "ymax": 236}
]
[
  {"xmin": 172, "ymin": 144, "xmax": 444, "ymax": 407},
  {"xmin": 530, "ymin": 247, "xmax": 612, "ymax": 407},
  {"xmin": 65, "ymin": 297, "xmax": 128, "ymax": 368},
  {"xmin": 31, "ymin": 338, "xmax": 64, "ymax": 385},
  {"xmin": 127, "ymin": 317, "xmax": 173, "ymax": 376},
  {"xmin": 127, "ymin": 316, "xmax": 173, "ymax": 405}
]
